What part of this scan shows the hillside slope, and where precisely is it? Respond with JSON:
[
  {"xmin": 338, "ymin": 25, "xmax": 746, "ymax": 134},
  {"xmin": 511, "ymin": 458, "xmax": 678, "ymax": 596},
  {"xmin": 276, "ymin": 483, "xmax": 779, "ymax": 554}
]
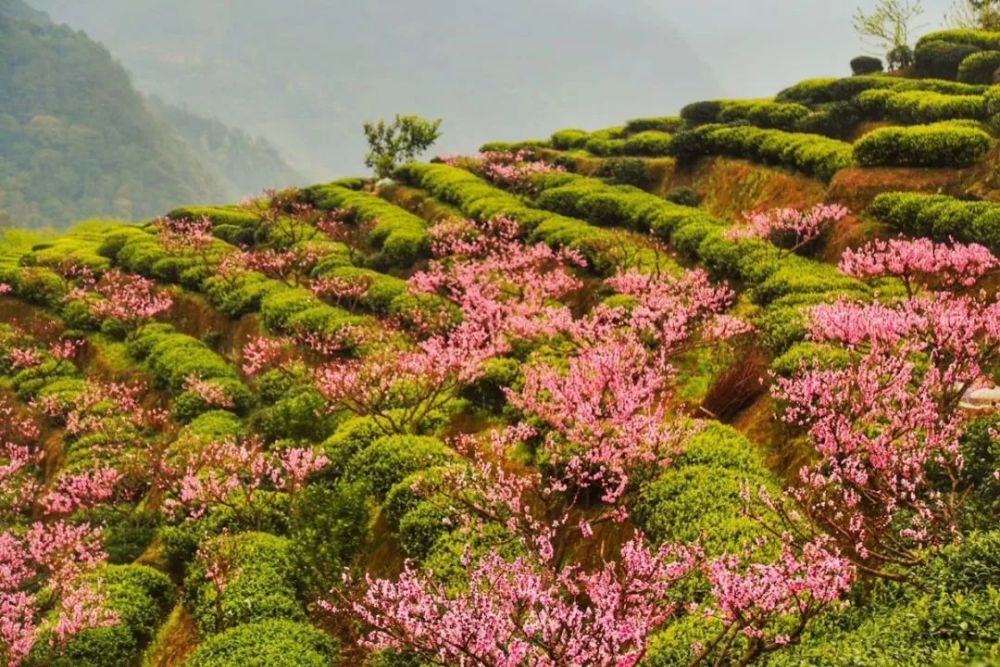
[
  {"xmin": 1, "ymin": 20, "xmax": 1000, "ymax": 667},
  {"xmin": 0, "ymin": 0, "xmax": 302, "ymax": 229}
]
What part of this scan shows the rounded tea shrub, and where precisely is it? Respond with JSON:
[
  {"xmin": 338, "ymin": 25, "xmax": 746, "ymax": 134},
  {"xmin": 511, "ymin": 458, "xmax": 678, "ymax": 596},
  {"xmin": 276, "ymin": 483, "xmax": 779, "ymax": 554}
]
[
  {"xmin": 185, "ymin": 620, "xmax": 338, "ymax": 667},
  {"xmin": 914, "ymin": 40, "xmax": 980, "ymax": 79},
  {"xmin": 850, "ymin": 55, "xmax": 884, "ymax": 75},
  {"xmin": 958, "ymin": 50, "xmax": 1000, "ymax": 84}
]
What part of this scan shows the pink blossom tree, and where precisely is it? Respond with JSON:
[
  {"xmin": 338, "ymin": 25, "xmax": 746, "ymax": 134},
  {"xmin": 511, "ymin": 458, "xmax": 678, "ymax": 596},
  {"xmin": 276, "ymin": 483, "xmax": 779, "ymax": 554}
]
[
  {"xmin": 478, "ymin": 150, "xmax": 566, "ymax": 195},
  {"xmin": 67, "ymin": 270, "xmax": 173, "ymax": 338},
  {"xmin": 165, "ymin": 437, "xmax": 328, "ymax": 524},
  {"xmin": 333, "ymin": 537, "xmax": 699, "ymax": 667},
  {"xmin": 773, "ymin": 237, "xmax": 1000, "ymax": 575},
  {"xmin": 155, "ymin": 215, "xmax": 217, "ymax": 272},
  {"xmin": 727, "ymin": 204, "xmax": 850, "ymax": 254},
  {"xmin": 0, "ymin": 522, "xmax": 118, "ymax": 666}
]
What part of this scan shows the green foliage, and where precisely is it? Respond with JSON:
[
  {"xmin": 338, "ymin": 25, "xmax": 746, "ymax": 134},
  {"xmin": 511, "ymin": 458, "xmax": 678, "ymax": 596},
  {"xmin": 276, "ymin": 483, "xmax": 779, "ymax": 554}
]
[
  {"xmin": 769, "ymin": 531, "xmax": 1000, "ymax": 666},
  {"xmin": 128, "ymin": 324, "xmax": 250, "ymax": 417},
  {"xmin": 621, "ymin": 130, "xmax": 673, "ymax": 156},
  {"xmin": 680, "ymin": 100, "xmax": 727, "ymax": 125},
  {"xmin": 528, "ymin": 172, "xmax": 867, "ymax": 354},
  {"xmin": 853, "ymin": 122, "xmax": 992, "ymax": 167},
  {"xmin": 0, "ymin": 11, "xmax": 224, "ymax": 227},
  {"xmin": 776, "ymin": 75, "xmax": 985, "ymax": 105},
  {"xmin": 185, "ymin": 620, "xmax": 338, "ymax": 667},
  {"xmin": 918, "ymin": 28, "xmax": 1000, "ymax": 53},
  {"xmin": 623, "ymin": 116, "xmax": 683, "ymax": 133},
  {"xmin": 363, "ymin": 114, "xmax": 443, "ymax": 179},
  {"xmin": 30, "ymin": 565, "xmax": 174, "ymax": 667},
  {"xmin": 957, "ymin": 416, "xmax": 1000, "ymax": 531},
  {"xmin": 185, "ymin": 532, "xmax": 304, "ymax": 635},
  {"xmin": 305, "ymin": 183, "xmax": 429, "ymax": 269},
  {"xmin": 478, "ymin": 139, "xmax": 551, "ymax": 153},
  {"xmin": 669, "ymin": 124, "xmax": 855, "ymax": 181},
  {"xmin": 320, "ymin": 416, "xmax": 386, "ymax": 479},
  {"xmin": 257, "ymin": 286, "xmax": 369, "ymax": 342},
  {"xmin": 958, "ymin": 50, "xmax": 1000, "ymax": 84},
  {"xmin": 771, "ymin": 341, "xmax": 854, "ymax": 377},
  {"xmin": 851, "ymin": 55, "xmax": 885, "ymax": 75},
  {"xmin": 716, "ymin": 99, "xmax": 813, "ymax": 130},
  {"xmin": 344, "ymin": 435, "xmax": 453, "ymax": 501},
  {"xmin": 290, "ymin": 480, "xmax": 370, "ymax": 597},
  {"xmin": 869, "ymin": 191, "xmax": 1000, "ymax": 251},
  {"xmin": 550, "ymin": 128, "xmax": 591, "ymax": 150},
  {"xmin": 664, "ymin": 186, "xmax": 703, "ymax": 207},
  {"xmin": 633, "ymin": 423, "xmax": 778, "ymax": 557},
  {"xmin": 594, "ymin": 157, "xmax": 655, "ymax": 188},
  {"xmin": 856, "ymin": 89, "xmax": 988, "ymax": 124},
  {"xmin": 915, "ymin": 40, "xmax": 981, "ymax": 79},
  {"xmin": 394, "ymin": 162, "xmax": 678, "ymax": 275},
  {"xmin": 397, "ymin": 499, "xmax": 453, "ymax": 561}
]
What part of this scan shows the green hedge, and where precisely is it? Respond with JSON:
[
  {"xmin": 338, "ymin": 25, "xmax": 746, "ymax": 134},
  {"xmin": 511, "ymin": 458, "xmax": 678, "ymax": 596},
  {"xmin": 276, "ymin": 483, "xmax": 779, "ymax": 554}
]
[
  {"xmin": 855, "ymin": 89, "xmax": 987, "ymax": 124},
  {"xmin": 31, "ymin": 565, "xmax": 174, "ymax": 667},
  {"xmin": 958, "ymin": 51, "xmax": 1000, "ymax": 84},
  {"xmin": 258, "ymin": 286, "xmax": 370, "ymax": 344},
  {"xmin": 623, "ymin": 115, "xmax": 683, "ymax": 133},
  {"xmin": 850, "ymin": 55, "xmax": 883, "ymax": 75},
  {"xmin": 185, "ymin": 620, "xmax": 338, "ymax": 667},
  {"xmin": 303, "ymin": 184, "xmax": 429, "ymax": 269},
  {"xmin": 530, "ymin": 173, "xmax": 867, "ymax": 351},
  {"xmin": 918, "ymin": 29, "xmax": 1000, "ymax": 53},
  {"xmin": 776, "ymin": 75, "xmax": 986, "ymax": 105},
  {"xmin": 717, "ymin": 99, "xmax": 813, "ymax": 130},
  {"xmin": 633, "ymin": 422, "xmax": 778, "ymax": 556},
  {"xmin": 550, "ymin": 128, "xmax": 592, "ymax": 150},
  {"xmin": 621, "ymin": 130, "xmax": 673, "ymax": 156},
  {"xmin": 915, "ymin": 40, "xmax": 981, "ymax": 80},
  {"xmin": 393, "ymin": 162, "xmax": 681, "ymax": 275},
  {"xmin": 670, "ymin": 124, "xmax": 855, "ymax": 181},
  {"xmin": 767, "ymin": 531, "xmax": 1000, "ymax": 666},
  {"xmin": 185, "ymin": 532, "xmax": 305, "ymax": 635},
  {"xmin": 344, "ymin": 434, "xmax": 453, "ymax": 501},
  {"xmin": 853, "ymin": 121, "xmax": 992, "ymax": 168},
  {"xmin": 477, "ymin": 139, "xmax": 551, "ymax": 153},
  {"xmin": 868, "ymin": 191, "xmax": 1000, "ymax": 250},
  {"xmin": 127, "ymin": 323, "xmax": 251, "ymax": 419}
]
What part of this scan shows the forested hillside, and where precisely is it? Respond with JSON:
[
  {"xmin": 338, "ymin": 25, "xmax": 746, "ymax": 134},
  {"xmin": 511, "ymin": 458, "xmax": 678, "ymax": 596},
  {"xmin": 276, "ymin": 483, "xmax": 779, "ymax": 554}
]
[
  {"xmin": 3, "ymin": 11, "xmax": 1000, "ymax": 667},
  {"xmin": 0, "ymin": 0, "xmax": 301, "ymax": 229},
  {"xmin": 148, "ymin": 98, "xmax": 305, "ymax": 200}
]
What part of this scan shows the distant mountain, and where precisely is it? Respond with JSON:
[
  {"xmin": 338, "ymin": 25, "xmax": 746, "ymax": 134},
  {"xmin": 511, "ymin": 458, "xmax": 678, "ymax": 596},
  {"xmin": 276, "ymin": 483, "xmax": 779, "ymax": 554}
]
[
  {"xmin": 149, "ymin": 97, "xmax": 304, "ymax": 201},
  {"xmin": 26, "ymin": 0, "xmax": 722, "ymax": 177},
  {"xmin": 0, "ymin": 0, "xmax": 302, "ymax": 228}
]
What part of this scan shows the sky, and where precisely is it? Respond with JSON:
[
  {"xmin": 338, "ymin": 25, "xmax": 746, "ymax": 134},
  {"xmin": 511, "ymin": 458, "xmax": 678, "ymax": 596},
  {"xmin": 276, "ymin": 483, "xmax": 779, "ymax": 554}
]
[{"xmin": 31, "ymin": 0, "xmax": 958, "ymax": 180}]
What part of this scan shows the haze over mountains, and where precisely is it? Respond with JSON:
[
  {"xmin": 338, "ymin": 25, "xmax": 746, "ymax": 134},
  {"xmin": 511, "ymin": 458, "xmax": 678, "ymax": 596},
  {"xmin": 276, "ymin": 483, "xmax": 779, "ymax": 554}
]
[
  {"xmin": 24, "ymin": 0, "xmax": 730, "ymax": 178},
  {"xmin": 1, "ymin": 0, "xmax": 960, "ymax": 228},
  {"xmin": 0, "ymin": 0, "xmax": 302, "ymax": 228}
]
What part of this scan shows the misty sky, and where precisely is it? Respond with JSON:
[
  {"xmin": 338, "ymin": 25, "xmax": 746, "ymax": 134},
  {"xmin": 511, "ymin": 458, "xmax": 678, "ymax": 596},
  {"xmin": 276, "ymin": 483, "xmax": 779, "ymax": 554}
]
[{"xmin": 32, "ymin": 0, "xmax": 956, "ymax": 180}]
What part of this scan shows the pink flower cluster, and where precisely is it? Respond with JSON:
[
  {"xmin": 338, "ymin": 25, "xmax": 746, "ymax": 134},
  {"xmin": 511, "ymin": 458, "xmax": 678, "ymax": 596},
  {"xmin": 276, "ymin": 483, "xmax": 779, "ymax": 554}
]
[
  {"xmin": 220, "ymin": 246, "xmax": 321, "ymax": 286},
  {"xmin": 0, "ymin": 522, "xmax": 117, "ymax": 665},
  {"xmin": 183, "ymin": 374, "xmax": 236, "ymax": 409},
  {"xmin": 480, "ymin": 150, "xmax": 565, "ymax": 195},
  {"xmin": 728, "ymin": 204, "xmax": 849, "ymax": 253},
  {"xmin": 337, "ymin": 536, "xmax": 699, "ymax": 667},
  {"xmin": 167, "ymin": 438, "xmax": 329, "ymax": 520},
  {"xmin": 775, "ymin": 237, "xmax": 1000, "ymax": 570},
  {"xmin": 41, "ymin": 467, "xmax": 122, "ymax": 516},
  {"xmin": 156, "ymin": 215, "xmax": 215, "ymax": 256},
  {"xmin": 703, "ymin": 536, "xmax": 854, "ymax": 654},
  {"xmin": 839, "ymin": 236, "xmax": 998, "ymax": 292},
  {"xmin": 68, "ymin": 269, "xmax": 173, "ymax": 334},
  {"xmin": 240, "ymin": 336, "xmax": 286, "ymax": 377}
]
